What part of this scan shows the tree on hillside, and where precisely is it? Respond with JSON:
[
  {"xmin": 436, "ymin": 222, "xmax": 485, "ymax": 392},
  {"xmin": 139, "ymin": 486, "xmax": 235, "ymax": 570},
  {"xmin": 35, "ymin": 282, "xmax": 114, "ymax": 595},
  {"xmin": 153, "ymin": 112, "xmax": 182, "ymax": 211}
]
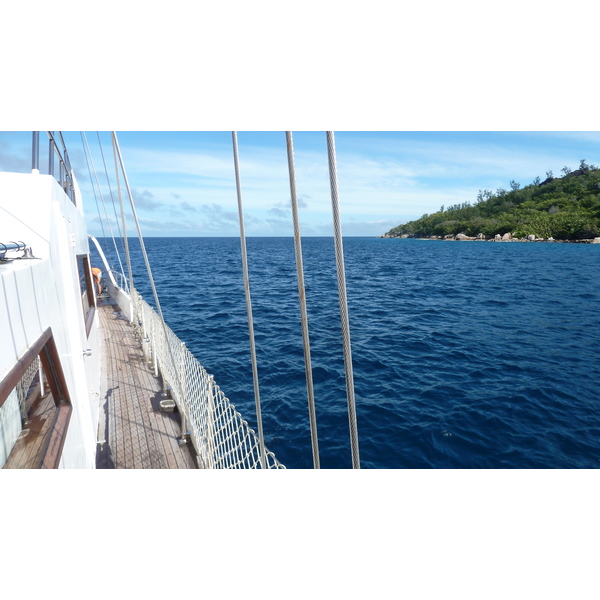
[{"xmin": 384, "ymin": 166, "xmax": 600, "ymax": 240}]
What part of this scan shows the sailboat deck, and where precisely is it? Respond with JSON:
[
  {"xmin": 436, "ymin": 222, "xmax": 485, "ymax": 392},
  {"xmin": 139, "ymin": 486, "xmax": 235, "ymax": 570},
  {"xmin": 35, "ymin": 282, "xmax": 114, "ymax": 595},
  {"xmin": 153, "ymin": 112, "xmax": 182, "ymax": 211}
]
[{"xmin": 96, "ymin": 297, "xmax": 197, "ymax": 469}]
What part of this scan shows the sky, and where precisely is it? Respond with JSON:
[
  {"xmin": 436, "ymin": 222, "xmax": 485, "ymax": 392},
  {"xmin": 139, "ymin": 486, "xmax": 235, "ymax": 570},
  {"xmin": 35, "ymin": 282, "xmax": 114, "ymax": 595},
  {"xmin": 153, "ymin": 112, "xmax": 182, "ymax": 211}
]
[{"xmin": 2, "ymin": 130, "xmax": 600, "ymax": 237}]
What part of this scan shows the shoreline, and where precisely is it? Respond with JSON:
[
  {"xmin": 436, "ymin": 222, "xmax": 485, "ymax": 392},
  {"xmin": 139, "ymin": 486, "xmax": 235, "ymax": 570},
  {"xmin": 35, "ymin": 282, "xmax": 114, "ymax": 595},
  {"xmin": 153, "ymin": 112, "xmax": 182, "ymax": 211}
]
[{"xmin": 379, "ymin": 233, "xmax": 600, "ymax": 244}]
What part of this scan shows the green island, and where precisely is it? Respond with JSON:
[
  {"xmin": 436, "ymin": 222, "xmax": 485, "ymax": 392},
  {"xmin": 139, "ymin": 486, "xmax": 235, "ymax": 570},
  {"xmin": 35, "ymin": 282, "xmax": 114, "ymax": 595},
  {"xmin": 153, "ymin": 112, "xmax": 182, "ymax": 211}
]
[{"xmin": 382, "ymin": 160, "xmax": 600, "ymax": 242}]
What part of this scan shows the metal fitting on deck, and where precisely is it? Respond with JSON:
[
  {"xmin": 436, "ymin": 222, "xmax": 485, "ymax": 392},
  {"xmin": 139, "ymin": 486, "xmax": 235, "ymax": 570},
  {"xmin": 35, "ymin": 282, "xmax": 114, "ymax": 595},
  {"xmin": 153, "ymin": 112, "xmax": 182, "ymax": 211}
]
[{"xmin": 159, "ymin": 399, "xmax": 177, "ymax": 412}]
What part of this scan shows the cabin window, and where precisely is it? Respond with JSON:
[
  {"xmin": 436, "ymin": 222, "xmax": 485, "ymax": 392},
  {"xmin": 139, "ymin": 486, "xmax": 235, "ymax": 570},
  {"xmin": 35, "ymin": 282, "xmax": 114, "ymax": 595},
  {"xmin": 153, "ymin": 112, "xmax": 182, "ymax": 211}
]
[
  {"xmin": 77, "ymin": 254, "xmax": 96, "ymax": 337},
  {"xmin": 0, "ymin": 328, "xmax": 73, "ymax": 469}
]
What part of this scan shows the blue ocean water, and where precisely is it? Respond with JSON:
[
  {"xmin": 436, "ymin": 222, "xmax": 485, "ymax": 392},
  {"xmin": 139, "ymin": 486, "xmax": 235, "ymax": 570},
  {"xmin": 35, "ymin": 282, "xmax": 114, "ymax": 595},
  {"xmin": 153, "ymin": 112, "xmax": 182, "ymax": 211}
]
[{"xmin": 94, "ymin": 237, "xmax": 600, "ymax": 469}]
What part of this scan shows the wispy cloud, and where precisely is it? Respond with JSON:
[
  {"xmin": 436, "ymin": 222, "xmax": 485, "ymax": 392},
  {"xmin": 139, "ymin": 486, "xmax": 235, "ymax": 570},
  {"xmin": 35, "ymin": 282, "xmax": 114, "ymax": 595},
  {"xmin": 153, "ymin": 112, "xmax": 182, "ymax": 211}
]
[
  {"xmin": 122, "ymin": 148, "xmax": 234, "ymax": 181},
  {"xmin": 269, "ymin": 205, "xmax": 288, "ymax": 219},
  {"xmin": 136, "ymin": 216, "xmax": 200, "ymax": 233},
  {"xmin": 179, "ymin": 201, "xmax": 199, "ymax": 214},
  {"xmin": 132, "ymin": 188, "xmax": 160, "ymax": 210},
  {"xmin": 200, "ymin": 203, "xmax": 239, "ymax": 224}
]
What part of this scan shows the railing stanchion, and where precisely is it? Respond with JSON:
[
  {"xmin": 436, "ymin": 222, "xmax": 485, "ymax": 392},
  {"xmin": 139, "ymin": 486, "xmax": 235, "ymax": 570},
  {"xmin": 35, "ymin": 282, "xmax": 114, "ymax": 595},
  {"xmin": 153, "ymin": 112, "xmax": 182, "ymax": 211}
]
[
  {"xmin": 178, "ymin": 342, "xmax": 189, "ymax": 444},
  {"xmin": 64, "ymin": 148, "xmax": 71, "ymax": 200},
  {"xmin": 152, "ymin": 315, "xmax": 158, "ymax": 377},
  {"xmin": 207, "ymin": 376, "xmax": 215, "ymax": 468},
  {"xmin": 32, "ymin": 132, "xmax": 39, "ymax": 173},
  {"xmin": 38, "ymin": 357, "xmax": 44, "ymax": 397},
  {"xmin": 48, "ymin": 132, "xmax": 54, "ymax": 176}
]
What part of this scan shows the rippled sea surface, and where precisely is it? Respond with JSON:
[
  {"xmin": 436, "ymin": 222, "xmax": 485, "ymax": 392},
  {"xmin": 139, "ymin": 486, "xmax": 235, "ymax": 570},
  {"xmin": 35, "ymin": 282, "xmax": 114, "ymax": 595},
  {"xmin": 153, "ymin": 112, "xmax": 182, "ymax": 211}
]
[{"xmin": 95, "ymin": 237, "xmax": 600, "ymax": 469}]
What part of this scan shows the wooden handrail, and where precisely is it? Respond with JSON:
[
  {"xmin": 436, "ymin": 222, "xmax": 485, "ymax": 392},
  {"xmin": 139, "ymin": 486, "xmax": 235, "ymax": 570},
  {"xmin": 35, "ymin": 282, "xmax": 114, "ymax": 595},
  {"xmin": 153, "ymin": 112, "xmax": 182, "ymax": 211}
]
[{"xmin": 0, "ymin": 328, "xmax": 52, "ymax": 409}]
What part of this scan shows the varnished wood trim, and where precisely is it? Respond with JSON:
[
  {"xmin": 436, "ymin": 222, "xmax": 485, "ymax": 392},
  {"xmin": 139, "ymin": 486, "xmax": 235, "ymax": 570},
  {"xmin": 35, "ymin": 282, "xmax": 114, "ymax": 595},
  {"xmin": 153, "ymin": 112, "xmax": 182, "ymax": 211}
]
[
  {"xmin": 41, "ymin": 402, "xmax": 72, "ymax": 469},
  {"xmin": 39, "ymin": 333, "xmax": 71, "ymax": 409},
  {"xmin": 79, "ymin": 254, "xmax": 96, "ymax": 338},
  {"xmin": 82, "ymin": 255, "xmax": 96, "ymax": 310},
  {"xmin": 0, "ymin": 328, "xmax": 52, "ymax": 409},
  {"xmin": 85, "ymin": 305, "xmax": 96, "ymax": 338}
]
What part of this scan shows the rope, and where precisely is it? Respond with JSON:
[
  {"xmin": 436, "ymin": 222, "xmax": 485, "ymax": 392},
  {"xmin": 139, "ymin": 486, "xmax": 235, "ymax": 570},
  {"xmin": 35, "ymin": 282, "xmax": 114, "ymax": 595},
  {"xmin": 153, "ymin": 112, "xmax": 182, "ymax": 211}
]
[
  {"xmin": 80, "ymin": 132, "xmax": 110, "ymax": 261},
  {"xmin": 96, "ymin": 132, "xmax": 127, "ymax": 284},
  {"xmin": 96, "ymin": 132, "xmax": 123, "ymax": 241},
  {"xmin": 80, "ymin": 132, "xmax": 125, "ymax": 279},
  {"xmin": 231, "ymin": 131, "xmax": 267, "ymax": 469},
  {"xmin": 111, "ymin": 134, "xmax": 134, "ymax": 290},
  {"xmin": 326, "ymin": 131, "xmax": 360, "ymax": 469},
  {"xmin": 285, "ymin": 131, "xmax": 320, "ymax": 469}
]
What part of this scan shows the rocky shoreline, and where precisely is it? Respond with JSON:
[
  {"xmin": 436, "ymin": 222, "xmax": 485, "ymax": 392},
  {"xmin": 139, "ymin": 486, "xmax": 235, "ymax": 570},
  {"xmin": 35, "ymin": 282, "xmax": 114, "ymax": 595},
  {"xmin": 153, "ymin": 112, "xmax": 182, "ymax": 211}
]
[{"xmin": 380, "ymin": 232, "xmax": 600, "ymax": 243}]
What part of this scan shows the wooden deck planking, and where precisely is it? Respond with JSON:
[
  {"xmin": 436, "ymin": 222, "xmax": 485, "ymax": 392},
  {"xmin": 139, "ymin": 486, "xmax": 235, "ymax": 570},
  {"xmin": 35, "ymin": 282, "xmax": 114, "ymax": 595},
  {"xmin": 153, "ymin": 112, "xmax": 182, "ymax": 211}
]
[
  {"xmin": 139, "ymin": 363, "xmax": 188, "ymax": 469},
  {"xmin": 97, "ymin": 298, "xmax": 197, "ymax": 469},
  {"xmin": 107, "ymin": 309, "xmax": 164, "ymax": 469},
  {"xmin": 124, "ymin": 344, "xmax": 149, "ymax": 468},
  {"xmin": 4, "ymin": 392, "xmax": 57, "ymax": 469},
  {"xmin": 128, "ymin": 351, "xmax": 165, "ymax": 468}
]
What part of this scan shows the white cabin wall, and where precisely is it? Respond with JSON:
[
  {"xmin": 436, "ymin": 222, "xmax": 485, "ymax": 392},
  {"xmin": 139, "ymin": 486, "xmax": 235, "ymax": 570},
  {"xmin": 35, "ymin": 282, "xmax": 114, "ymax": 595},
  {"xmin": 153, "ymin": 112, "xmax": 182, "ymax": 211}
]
[
  {"xmin": 0, "ymin": 172, "xmax": 101, "ymax": 468},
  {"xmin": 0, "ymin": 267, "xmax": 29, "ymax": 365},
  {"xmin": 84, "ymin": 319, "xmax": 101, "ymax": 443},
  {"xmin": 5, "ymin": 264, "xmax": 45, "ymax": 355},
  {"xmin": 46, "ymin": 185, "xmax": 98, "ymax": 468},
  {"xmin": 0, "ymin": 278, "xmax": 13, "ymax": 361}
]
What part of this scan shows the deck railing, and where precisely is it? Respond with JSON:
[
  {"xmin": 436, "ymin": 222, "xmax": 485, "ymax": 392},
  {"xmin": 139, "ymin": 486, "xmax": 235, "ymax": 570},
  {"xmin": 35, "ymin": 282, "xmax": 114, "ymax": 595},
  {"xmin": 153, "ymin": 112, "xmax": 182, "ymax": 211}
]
[
  {"xmin": 108, "ymin": 269, "xmax": 129, "ymax": 294},
  {"xmin": 131, "ymin": 287, "xmax": 284, "ymax": 469},
  {"xmin": 31, "ymin": 132, "xmax": 76, "ymax": 203}
]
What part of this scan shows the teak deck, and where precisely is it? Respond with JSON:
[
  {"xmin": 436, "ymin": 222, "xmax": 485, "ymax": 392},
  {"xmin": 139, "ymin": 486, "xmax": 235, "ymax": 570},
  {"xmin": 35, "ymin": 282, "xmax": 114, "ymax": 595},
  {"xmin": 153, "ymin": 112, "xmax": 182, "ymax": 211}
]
[
  {"xmin": 96, "ymin": 298, "xmax": 197, "ymax": 469},
  {"xmin": 3, "ymin": 391, "xmax": 57, "ymax": 469}
]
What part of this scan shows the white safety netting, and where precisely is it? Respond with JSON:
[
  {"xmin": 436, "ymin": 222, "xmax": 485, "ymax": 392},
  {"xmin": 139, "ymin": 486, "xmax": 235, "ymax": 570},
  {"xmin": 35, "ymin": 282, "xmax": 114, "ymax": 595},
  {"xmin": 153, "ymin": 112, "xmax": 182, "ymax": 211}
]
[{"xmin": 131, "ymin": 288, "xmax": 284, "ymax": 469}]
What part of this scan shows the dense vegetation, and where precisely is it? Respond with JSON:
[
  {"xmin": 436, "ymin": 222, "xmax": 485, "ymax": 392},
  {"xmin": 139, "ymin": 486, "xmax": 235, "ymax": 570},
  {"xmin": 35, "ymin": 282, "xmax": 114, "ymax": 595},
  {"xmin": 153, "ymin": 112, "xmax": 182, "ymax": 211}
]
[{"xmin": 384, "ymin": 160, "xmax": 600, "ymax": 240}]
